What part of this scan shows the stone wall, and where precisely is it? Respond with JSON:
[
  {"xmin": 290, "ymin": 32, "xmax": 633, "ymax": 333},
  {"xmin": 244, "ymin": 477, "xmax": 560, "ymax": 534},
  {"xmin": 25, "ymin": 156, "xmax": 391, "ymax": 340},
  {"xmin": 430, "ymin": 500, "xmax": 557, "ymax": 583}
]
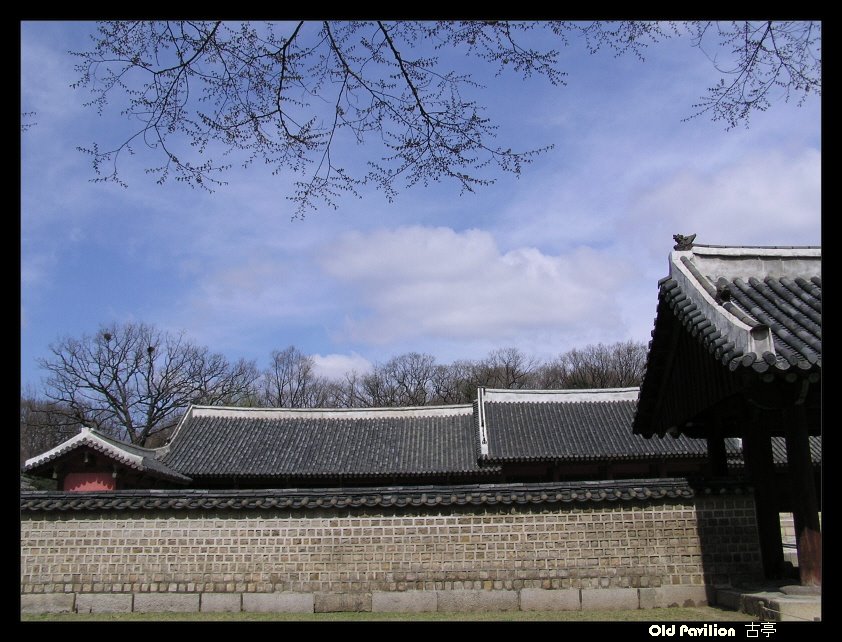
[{"xmin": 21, "ymin": 491, "xmax": 762, "ymax": 601}]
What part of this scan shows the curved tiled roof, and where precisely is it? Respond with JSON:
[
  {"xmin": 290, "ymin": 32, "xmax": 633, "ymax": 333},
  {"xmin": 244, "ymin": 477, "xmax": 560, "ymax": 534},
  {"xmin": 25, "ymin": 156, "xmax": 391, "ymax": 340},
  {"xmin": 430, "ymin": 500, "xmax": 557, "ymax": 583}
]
[
  {"xmin": 23, "ymin": 427, "xmax": 190, "ymax": 484},
  {"xmin": 634, "ymin": 243, "xmax": 821, "ymax": 437},
  {"xmin": 19, "ymin": 478, "xmax": 754, "ymax": 512},
  {"xmin": 658, "ymin": 245, "xmax": 821, "ymax": 373},
  {"xmin": 161, "ymin": 405, "xmax": 495, "ymax": 479},
  {"xmin": 480, "ymin": 388, "xmax": 710, "ymax": 462},
  {"xmin": 22, "ymin": 389, "xmax": 821, "ymax": 486}
]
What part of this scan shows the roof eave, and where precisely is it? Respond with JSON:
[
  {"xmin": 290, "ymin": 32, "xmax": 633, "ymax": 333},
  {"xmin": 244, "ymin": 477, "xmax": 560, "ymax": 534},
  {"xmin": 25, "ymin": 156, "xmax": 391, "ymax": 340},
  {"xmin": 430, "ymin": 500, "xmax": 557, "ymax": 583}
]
[
  {"xmin": 24, "ymin": 428, "xmax": 146, "ymax": 472},
  {"xmin": 24, "ymin": 427, "xmax": 190, "ymax": 484},
  {"xmin": 670, "ymin": 249, "xmax": 774, "ymax": 362}
]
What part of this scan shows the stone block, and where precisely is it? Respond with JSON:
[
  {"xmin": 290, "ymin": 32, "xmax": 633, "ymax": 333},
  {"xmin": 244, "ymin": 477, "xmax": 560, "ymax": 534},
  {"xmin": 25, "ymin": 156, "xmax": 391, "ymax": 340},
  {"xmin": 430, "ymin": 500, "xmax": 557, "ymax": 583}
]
[
  {"xmin": 520, "ymin": 588, "xmax": 580, "ymax": 611},
  {"xmin": 133, "ymin": 593, "xmax": 200, "ymax": 613},
  {"xmin": 21, "ymin": 593, "xmax": 75, "ymax": 614},
  {"xmin": 654, "ymin": 586, "xmax": 709, "ymax": 608},
  {"xmin": 371, "ymin": 591, "xmax": 438, "ymax": 612},
  {"xmin": 436, "ymin": 590, "xmax": 518, "ymax": 612},
  {"xmin": 742, "ymin": 592, "xmax": 781, "ymax": 618},
  {"xmin": 768, "ymin": 598, "xmax": 821, "ymax": 622},
  {"xmin": 639, "ymin": 588, "xmax": 657, "ymax": 609},
  {"xmin": 76, "ymin": 593, "xmax": 133, "ymax": 613},
  {"xmin": 201, "ymin": 593, "xmax": 242, "ymax": 612},
  {"xmin": 314, "ymin": 593, "xmax": 371, "ymax": 613},
  {"xmin": 715, "ymin": 589, "xmax": 744, "ymax": 610},
  {"xmin": 243, "ymin": 593, "xmax": 313, "ymax": 613},
  {"xmin": 581, "ymin": 588, "xmax": 639, "ymax": 611}
]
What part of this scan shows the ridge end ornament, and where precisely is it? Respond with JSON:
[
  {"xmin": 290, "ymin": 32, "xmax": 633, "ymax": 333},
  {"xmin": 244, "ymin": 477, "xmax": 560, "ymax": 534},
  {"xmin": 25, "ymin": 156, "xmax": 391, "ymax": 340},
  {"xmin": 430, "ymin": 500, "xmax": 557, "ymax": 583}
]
[{"xmin": 673, "ymin": 233, "xmax": 697, "ymax": 250}]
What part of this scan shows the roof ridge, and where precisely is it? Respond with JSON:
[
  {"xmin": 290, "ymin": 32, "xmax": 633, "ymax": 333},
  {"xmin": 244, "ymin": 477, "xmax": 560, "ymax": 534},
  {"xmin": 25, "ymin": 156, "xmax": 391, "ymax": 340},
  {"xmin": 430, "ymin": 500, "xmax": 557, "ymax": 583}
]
[
  {"xmin": 481, "ymin": 388, "xmax": 639, "ymax": 404},
  {"xmin": 482, "ymin": 387, "xmax": 639, "ymax": 394},
  {"xmin": 692, "ymin": 244, "xmax": 820, "ymax": 250},
  {"xmin": 89, "ymin": 428, "xmax": 161, "ymax": 455},
  {"xmin": 190, "ymin": 404, "xmax": 474, "ymax": 419}
]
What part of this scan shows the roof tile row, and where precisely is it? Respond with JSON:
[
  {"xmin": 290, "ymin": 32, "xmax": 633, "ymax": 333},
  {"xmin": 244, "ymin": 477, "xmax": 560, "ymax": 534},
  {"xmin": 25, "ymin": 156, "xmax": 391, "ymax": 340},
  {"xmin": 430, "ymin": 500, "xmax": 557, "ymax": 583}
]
[
  {"xmin": 20, "ymin": 478, "xmax": 752, "ymax": 512},
  {"xmin": 161, "ymin": 411, "xmax": 492, "ymax": 478}
]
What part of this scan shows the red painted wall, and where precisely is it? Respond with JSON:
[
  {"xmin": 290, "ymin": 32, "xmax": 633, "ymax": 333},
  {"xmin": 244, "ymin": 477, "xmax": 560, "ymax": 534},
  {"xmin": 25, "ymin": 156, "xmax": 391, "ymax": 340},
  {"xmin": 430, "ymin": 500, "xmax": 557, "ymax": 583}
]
[{"xmin": 63, "ymin": 472, "xmax": 116, "ymax": 492}]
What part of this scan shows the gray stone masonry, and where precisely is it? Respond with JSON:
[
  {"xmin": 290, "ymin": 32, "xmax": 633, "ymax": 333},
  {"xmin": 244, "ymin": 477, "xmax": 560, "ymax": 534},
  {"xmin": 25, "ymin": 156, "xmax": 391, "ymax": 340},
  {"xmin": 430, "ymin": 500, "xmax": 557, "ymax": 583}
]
[
  {"xmin": 20, "ymin": 593, "xmax": 75, "ymax": 614},
  {"xmin": 21, "ymin": 495, "xmax": 763, "ymax": 596},
  {"xmin": 582, "ymin": 588, "xmax": 640, "ymax": 611},
  {"xmin": 200, "ymin": 593, "xmax": 241, "ymax": 612},
  {"xmin": 315, "ymin": 593, "xmax": 371, "ymax": 612},
  {"xmin": 436, "ymin": 590, "xmax": 519, "ymax": 612},
  {"xmin": 714, "ymin": 586, "xmax": 821, "ymax": 622},
  {"xmin": 133, "ymin": 593, "xmax": 199, "ymax": 613},
  {"xmin": 520, "ymin": 588, "xmax": 580, "ymax": 611},
  {"xmin": 76, "ymin": 593, "xmax": 133, "ymax": 613},
  {"xmin": 22, "ymin": 586, "xmax": 773, "ymax": 615},
  {"xmin": 243, "ymin": 592, "xmax": 313, "ymax": 613},
  {"xmin": 371, "ymin": 591, "xmax": 438, "ymax": 612}
]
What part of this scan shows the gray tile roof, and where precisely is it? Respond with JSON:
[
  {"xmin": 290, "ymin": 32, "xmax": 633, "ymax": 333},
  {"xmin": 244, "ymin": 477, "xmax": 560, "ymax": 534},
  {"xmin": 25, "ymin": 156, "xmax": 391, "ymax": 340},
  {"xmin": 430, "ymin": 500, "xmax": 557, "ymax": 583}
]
[
  {"xmin": 480, "ymin": 388, "xmax": 710, "ymax": 462},
  {"xmin": 22, "ymin": 388, "xmax": 821, "ymax": 486},
  {"xmin": 161, "ymin": 405, "xmax": 493, "ymax": 479},
  {"xmin": 657, "ymin": 245, "xmax": 821, "ymax": 373},
  {"xmin": 19, "ymin": 478, "xmax": 754, "ymax": 512},
  {"xmin": 633, "ymin": 244, "xmax": 821, "ymax": 437},
  {"xmin": 722, "ymin": 276, "xmax": 821, "ymax": 370},
  {"xmin": 23, "ymin": 427, "xmax": 190, "ymax": 484}
]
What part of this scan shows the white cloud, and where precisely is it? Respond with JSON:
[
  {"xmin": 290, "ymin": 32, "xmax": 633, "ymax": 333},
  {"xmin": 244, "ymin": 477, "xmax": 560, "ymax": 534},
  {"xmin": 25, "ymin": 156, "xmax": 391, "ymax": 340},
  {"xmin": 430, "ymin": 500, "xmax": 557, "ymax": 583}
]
[
  {"xmin": 311, "ymin": 353, "xmax": 373, "ymax": 380},
  {"xmin": 624, "ymin": 148, "xmax": 821, "ymax": 255},
  {"xmin": 20, "ymin": 23, "xmax": 821, "ymax": 390},
  {"xmin": 176, "ymin": 255, "xmax": 333, "ymax": 342},
  {"xmin": 320, "ymin": 226, "xmax": 634, "ymax": 347},
  {"xmin": 20, "ymin": 250, "xmax": 58, "ymax": 289}
]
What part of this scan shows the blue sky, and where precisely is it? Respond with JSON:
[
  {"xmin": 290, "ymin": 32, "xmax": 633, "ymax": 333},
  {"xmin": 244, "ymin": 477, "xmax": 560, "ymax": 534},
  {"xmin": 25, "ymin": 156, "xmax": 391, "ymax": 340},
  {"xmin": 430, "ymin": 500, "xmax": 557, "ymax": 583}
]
[{"xmin": 20, "ymin": 21, "xmax": 821, "ymax": 389}]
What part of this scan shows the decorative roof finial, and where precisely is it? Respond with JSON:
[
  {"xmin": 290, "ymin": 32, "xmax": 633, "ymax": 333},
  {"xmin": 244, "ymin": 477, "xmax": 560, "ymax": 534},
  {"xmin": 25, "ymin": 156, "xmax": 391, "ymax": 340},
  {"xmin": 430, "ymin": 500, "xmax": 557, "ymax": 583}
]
[{"xmin": 673, "ymin": 233, "xmax": 696, "ymax": 251}]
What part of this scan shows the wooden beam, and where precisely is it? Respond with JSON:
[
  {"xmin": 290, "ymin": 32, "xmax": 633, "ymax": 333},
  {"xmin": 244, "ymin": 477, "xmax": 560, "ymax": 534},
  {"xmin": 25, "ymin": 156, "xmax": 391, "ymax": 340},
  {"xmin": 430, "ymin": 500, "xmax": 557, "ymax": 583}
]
[
  {"xmin": 707, "ymin": 419, "xmax": 729, "ymax": 477},
  {"xmin": 742, "ymin": 416, "xmax": 784, "ymax": 579},
  {"xmin": 784, "ymin": 403, "xmax": 821, "ymax": 586},
  {"xmin": 649, "ymin": 308, "xmax": 681, "ymax": 435}
]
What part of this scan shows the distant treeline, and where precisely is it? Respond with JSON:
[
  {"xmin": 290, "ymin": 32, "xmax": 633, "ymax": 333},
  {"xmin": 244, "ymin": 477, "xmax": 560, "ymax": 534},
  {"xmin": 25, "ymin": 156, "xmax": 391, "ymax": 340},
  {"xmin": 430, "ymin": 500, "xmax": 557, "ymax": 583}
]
[{"xmin": 21, "ymin": 321, "xmax": 647, "ymax": 457}]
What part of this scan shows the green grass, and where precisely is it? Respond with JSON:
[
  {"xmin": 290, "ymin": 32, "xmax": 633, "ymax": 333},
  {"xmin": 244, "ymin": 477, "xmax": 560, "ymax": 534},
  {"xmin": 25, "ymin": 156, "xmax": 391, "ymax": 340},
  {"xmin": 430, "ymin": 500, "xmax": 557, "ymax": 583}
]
[{"xmin": 22, "ymin": 607, "xmax": 757, "ymax": 622}]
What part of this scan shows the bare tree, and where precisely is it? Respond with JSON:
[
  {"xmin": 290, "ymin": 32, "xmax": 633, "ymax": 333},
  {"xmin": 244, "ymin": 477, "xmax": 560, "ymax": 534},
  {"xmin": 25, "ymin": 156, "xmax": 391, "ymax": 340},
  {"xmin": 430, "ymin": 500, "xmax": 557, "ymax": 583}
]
[
  {"xmin": 68, "ymin": 21, "xmax": 819, "ymax": 216},
  {"xmin": 541, "ymin": 340, "xmax": 647, "ymax": 389},
  {"xmin": 316, "ymin": 370, "xmax": 368, "ymax": 408},
  {"xmin": 39, "ymin": 322, "xmax": 259, "ymax": 445},
  {"xmin": 430, "ymin": 361, "xmax": 475, "ymax": 405},
  {"xmin": 261, "ymin": 346, "xmax": 333, "ymax": 407},
  {"xmin": 470, "ymin": 347, "xmax": 540, "ymax": 390},
  {"xmin": 687, "ymin": 21, "xmax": 821, "ymax": 129},
  {"xmin": 531, "ymin": 360, "xmax": 568, "ymax": 390},
  {"xmin": 20, "ymin": 389, "xmax": 81, "ymax": 466},
  {"xmin": 360, "ymin": 352, "xmax": 438, "ymax": 406},
  {"xmin": 21, "ymin": 111, "xmax": 37, "ymax": 133}
]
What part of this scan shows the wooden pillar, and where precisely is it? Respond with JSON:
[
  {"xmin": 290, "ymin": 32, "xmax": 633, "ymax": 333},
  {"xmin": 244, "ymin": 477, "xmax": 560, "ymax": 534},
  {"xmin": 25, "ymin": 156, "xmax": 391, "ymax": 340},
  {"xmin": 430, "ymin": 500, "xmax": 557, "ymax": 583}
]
[
  {"xmin": 707, "ymin": 432, "xmax": 729, "ymax": 478},
  {"xmin": 742, "ymin": 420, "xmax": 784, "ymax": 579},
  {"xmin": 784, "ymin": 403, "xmax": 821, "ymax": 586}
]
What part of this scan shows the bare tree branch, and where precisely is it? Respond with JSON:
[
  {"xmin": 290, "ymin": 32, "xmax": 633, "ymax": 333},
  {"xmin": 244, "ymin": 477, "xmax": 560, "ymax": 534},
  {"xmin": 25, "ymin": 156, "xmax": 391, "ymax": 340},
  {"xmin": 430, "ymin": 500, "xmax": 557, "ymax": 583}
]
[
  {"xmin": 686, "ymin": 21, "xmax": 821, "ymax": 129},
  {"xmin": 69, "ymin": 21, "xmax": 818, "ymax": 215},
  {"xmin": 39, "ymin": 321, "xmax": 259, "ymax": 445}
]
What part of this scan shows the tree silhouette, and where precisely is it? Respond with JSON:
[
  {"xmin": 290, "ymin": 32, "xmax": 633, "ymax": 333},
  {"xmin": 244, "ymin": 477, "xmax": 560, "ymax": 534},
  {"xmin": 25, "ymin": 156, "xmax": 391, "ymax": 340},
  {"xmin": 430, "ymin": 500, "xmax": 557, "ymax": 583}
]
[{"xmin": 69, "ymin": 21, "xmax": 820, "ymax": 216}]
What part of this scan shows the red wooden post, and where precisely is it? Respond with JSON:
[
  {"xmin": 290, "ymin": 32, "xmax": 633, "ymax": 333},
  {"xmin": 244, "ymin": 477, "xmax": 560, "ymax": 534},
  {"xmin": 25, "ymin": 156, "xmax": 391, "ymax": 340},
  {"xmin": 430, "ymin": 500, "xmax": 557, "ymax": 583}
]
[{"xmin": 785, "ymin": 404, "xmax": 821, "ymax": 586}]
